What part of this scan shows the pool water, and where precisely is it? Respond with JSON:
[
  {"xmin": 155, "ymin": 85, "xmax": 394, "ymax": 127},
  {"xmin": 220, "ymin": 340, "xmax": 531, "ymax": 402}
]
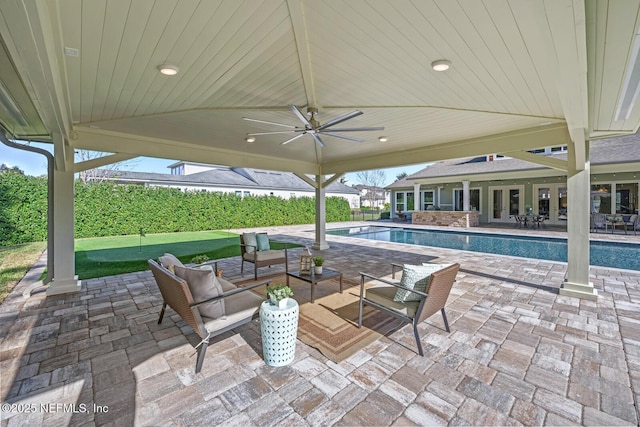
[{"xmin": 326, "ymin": 226, "xmax": 640, "ymax": 271}]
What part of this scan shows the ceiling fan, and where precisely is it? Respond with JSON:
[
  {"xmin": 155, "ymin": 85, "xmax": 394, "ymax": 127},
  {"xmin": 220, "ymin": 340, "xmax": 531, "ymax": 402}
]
[{"xmin": 243, "ymin": 105, "xmax": 384, "ymax": 147}]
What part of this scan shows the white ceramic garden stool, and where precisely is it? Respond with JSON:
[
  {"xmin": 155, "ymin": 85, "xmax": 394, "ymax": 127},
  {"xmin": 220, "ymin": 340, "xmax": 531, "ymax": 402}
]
[{"xmin": 259, "ymin": 298, "xmax": 299, "ymax": 366}]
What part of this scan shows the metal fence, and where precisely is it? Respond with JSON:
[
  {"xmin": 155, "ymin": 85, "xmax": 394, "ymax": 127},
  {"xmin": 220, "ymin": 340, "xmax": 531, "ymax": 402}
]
[{"xmin": 349, "ymin": 209, "xmax": 389, "ymax": 221}]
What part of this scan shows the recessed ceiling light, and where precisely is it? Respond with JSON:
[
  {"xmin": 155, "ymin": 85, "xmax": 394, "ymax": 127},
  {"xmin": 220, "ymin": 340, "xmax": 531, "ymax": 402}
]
[
  {"xmin": 431, "ymin": 59, "xmax": 451, "ymax": 71},
  {"xmin": 157, "ymin": 64, "xmax": 179, "ymax": 76},
  {"xmin": 378, "ymin": 136, "xmax": 388, "ymax": 142},
  {"xmin": 245, "ymin": 137, "xmax": 256, "ymax": 143}
]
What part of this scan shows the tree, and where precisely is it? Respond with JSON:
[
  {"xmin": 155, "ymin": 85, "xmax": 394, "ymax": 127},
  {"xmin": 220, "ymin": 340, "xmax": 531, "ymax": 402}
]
[
  {"xmin": 0, "ymin": 164, "xmax": 24, "ymax": 174},
  {"xmin": 356, "ymin": 169, "xmax": 386, "ymax": 208},
  {"xmin": 395, "ymin": 171, "xmax": 408, "ymax": 182}
]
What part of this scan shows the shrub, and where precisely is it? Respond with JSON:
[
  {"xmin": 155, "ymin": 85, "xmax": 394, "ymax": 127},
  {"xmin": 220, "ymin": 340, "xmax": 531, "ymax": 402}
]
[{"xmin": 0, "ymin": 177, "xmax": 351, "ymax": 245}]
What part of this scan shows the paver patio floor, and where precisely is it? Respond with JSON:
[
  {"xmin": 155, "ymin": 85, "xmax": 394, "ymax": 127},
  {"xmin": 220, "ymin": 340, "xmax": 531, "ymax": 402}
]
[{"xmin": 1, "ymin": 222, "xmax": 639, "ymax": 426}]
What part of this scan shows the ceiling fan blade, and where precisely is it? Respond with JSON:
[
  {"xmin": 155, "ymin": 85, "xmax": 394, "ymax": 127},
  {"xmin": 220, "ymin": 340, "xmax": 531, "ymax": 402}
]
[
  {"xmin": 289, "ymin": 105, "xmax": 313, "ymax": 128},
  {"xmin": 311, "ymin": 133, "xmax": 326, "ymax": 147},
  {"xmin": 324, "ymin": 127, "xmax": 385, "ymax": 132},
  {"xmin": 243, "ymin": 117, "xmax": 298, "ymax": 129},
  {"xmin": 247, "ymin": 131, "xmax": 299, "ymax": 136},
  {"xmin": 281, "ymin": 133, "xmax": 306, "ymax": 145},
  {"xmin": 322, "ymin": 132, "xmax": 364, "ymax": 143},
  {"xmin": 317, "ymin": 110, "xmax": 363, "ymax": 131}
]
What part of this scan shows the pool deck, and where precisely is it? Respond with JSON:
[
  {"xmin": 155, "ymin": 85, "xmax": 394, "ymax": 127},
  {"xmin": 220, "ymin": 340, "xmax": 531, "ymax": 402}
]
[{"xmin": 1, "ymin": 222, "xmax": 639, "ymax": 426}]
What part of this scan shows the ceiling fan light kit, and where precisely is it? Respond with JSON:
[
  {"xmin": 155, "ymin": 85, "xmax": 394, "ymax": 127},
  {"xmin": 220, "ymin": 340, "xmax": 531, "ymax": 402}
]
[{"xmin": 243, "ymin": 105, "xmax": 384, "ymax": 147}]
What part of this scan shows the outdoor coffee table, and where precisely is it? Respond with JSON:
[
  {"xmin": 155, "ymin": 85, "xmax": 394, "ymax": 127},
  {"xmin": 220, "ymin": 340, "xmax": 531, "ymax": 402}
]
[{"xmin": 286, "ymin": 268, "xmax": 343, "ymax": 303}]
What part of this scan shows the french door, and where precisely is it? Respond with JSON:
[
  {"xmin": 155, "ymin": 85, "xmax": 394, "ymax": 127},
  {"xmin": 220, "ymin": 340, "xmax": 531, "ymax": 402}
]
[
  {"xmin": 489, "ymin": 186, "xmax": 524, "ymax": 223},
  {"xmin": 533, "ymin": 184, "xmax": 568, "ymax": 225}
]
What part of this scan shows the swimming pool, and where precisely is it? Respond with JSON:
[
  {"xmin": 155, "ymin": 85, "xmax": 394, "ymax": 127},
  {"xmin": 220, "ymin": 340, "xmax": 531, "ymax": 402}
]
[{"xmin": 326, "ymin": 226, "xmax": 640, "ymax": 271}]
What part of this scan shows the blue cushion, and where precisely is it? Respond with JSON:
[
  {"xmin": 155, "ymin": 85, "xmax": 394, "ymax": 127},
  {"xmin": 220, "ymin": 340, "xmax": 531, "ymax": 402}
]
[
  {"xmin": 394, "ymin": 263, "xmax": 451, "ymax": 302},
  {"xmin": 256, "ymin": 233, "xmax": 271, "ymax": 251},
  {"xmin": 243, "ymin": 232, "xmax": 257, "ymax": 253}
]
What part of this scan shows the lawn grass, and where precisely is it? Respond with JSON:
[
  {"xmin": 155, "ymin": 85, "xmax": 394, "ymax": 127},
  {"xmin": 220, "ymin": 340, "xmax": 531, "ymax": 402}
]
[
  {"xmin": 75, "ymin": 231, "xmax": 296, "ymax": 280},
  {"xmin": 0, "ymin": 242, "xmax": 47, "ymax": 304}
]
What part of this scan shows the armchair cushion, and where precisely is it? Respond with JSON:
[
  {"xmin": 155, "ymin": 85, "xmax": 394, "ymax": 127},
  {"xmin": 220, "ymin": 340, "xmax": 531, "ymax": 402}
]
[
  {"xmin": 366, "ymin": 285, "xmax": 420, "ymax": 317},
  {"xmin": 174, "ymin": 265, "xmax": 225, "ymax": 319},
  {"xmin": 243, "ymin": 250, "xmax": 285, "ymax": 262},
  {"xmin": 394, "ymin": 263, "xmax": 452, "ymax": 302},
  {"xmin": 158, "ymin": 253, "xmax": 185, "ymax": 272},
  {"xmin": 243, "ymin": 232, "xmax": 257, "ymax": 253},
  {"xmin": 256, "ymin": 233, "xmax": 271, "ymax": 251}
]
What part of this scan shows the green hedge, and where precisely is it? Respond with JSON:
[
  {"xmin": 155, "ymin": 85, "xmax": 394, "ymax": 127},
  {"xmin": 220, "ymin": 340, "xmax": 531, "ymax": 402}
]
[{"xmin": 0, "ymin": 172, "xmax": 350, "ymax": 245}]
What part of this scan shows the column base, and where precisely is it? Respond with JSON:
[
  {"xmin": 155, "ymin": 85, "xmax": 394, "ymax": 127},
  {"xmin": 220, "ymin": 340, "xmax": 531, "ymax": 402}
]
[
  {"xmin": 46, "ymin": 276, "xmax": 82, "ymax": 296},
  {"xmin": 559, "ymin": 280, "xmax": 598, "ymax": 300},
  {"xmin": 312, "ymin": 242, "xmax": 330, "ymax": 250}
]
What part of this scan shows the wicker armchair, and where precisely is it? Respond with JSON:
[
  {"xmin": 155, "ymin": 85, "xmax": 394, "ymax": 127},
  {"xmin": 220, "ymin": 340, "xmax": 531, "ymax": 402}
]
[
  {"xmin": 358, "ymin": 263, "xmax": 460, "ymax": 356},
  {"xmin": 240, "ymin": 233, "xmax": 289, "ymax": 280},
  {"xmin": 148, "ymin": 259, "xmax": 269, "ymax": 373}
]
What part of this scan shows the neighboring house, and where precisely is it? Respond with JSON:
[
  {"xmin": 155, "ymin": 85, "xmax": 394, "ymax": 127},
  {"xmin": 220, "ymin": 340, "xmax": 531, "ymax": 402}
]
[
  {"xmin": 387, "ymin": 135, "xmax": 640, "ymax": 225},
  {"xmin": 353, "ymin": 184, "xmax": 390, "ymax": 209},
  {"xmin": 92, "ymin": 162, "xmax": 361, "ymax": 207}
]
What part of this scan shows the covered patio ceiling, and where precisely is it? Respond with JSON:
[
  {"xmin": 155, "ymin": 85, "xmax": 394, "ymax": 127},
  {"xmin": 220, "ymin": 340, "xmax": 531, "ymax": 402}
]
[{"xmin": 2, "ymin": 0, "xmax": 640, "ymax": 176}]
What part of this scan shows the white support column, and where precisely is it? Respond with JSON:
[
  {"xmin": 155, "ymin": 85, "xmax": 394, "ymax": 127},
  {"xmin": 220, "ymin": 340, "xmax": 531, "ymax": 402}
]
[
  {"xmin": 47, "ymin": 139, "xmax": 81, "ymax": 295},
  {"xmin": 413, "ymin": 183, "xmax": 421, "ymax": 211},
  {"xmin": 313, "ymin": 175, "xmax": 329, "ymax": 250},
  {"xmin": 560, "ymin": 139, "xmax": 596, "ymax": 300},
  {"xmin": 462, "ymin": 180, "xmax": 470, "ymax": 211}
]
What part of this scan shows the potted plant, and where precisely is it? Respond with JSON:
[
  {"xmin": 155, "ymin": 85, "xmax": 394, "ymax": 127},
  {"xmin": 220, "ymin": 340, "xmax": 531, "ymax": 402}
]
[
  {"xmin": 191, "ymin": 254, "xmax": 209, "ymax": 264},
  {"xmin": 313, "ymin": 256, "xmax": 324, "ymax": 274},
  {"xmin": 266, "ymin": 284, "xmax": 294, "ymax": 309}
]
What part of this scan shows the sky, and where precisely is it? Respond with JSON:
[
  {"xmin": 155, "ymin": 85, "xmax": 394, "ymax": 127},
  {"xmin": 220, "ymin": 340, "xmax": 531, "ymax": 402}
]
[{"xmin": 0, "ymin": 142, "xmax": 427, "ymax": 186}]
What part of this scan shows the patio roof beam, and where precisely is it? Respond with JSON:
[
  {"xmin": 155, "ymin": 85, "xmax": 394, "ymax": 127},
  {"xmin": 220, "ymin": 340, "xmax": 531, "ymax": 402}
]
[
  {"xmin": 286, "ymin": 0, "xmax": 316, "ymax": 107},
  {"xmin": 499, "ymin": 150, "xmax": 568, "ymax": 171},
  {"xmin": 74, "ymin": 153, "xmax": 139, "ymax": 173},
  {"xmin": 322, "ymin": 123, "xmax": 571, "ymax": 175}
]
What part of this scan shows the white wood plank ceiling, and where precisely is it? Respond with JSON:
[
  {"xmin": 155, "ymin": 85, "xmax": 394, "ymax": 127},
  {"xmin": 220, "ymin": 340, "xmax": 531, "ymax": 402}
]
[{"xmin": 1, "ymin": 0, "xmax": 640, "ymax": 175}]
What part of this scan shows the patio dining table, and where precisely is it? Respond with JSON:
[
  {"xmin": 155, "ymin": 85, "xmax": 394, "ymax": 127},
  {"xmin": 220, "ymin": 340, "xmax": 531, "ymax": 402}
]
[{"xmin": 517, "ymin": 214, "xmax": 546, "ymax": 229}]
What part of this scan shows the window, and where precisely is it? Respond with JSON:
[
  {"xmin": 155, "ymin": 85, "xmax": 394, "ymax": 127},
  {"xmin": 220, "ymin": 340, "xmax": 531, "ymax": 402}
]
[
  {"xmin": 615, "ymin": 183, "xmax": 638, "ymax": 214},
  {"xmin": 244, "ymin": 191, "xmax": 250, "ymax": 197},
  {"xmin": 395, "ymin": 191, "xmax": 414, "ymax": 212},
  {"xmin": 395, "ymin": 192, "xmax": 405, "ymax": 212},
  {"xmin": 454, "ymin": 189, "xmax": 480, "ymax": 211},
  {"xmin": 591, "ymin": 184, "xmax": 611, "ymax": 214},
  {"xmin": 422, "ymin": 190, "xmax": 434, "ymax": 210},
  {"xmin": 235, "ymin": 190, "xmax": 242, "ymax": 197}
]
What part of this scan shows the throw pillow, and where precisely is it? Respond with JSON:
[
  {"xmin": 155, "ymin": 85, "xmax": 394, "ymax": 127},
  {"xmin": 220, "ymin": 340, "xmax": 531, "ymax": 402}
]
[
  {"xmin": 174, "ymin": 265, "xmax": 225, "ymax": 319},
  {"xmin": 158, "ymin": 253, "xmax": 185, "ymax": 270},
  {"xmin": 256, "ymin": 233, "xmax": 271, "ymax": 251},
  {"xmin": 394, "ymin": 263, "xmax": 451, "ymax": 302},
  {"xmin": 243, "ymin": 232, "xmax": 257, "ymax": 253}
]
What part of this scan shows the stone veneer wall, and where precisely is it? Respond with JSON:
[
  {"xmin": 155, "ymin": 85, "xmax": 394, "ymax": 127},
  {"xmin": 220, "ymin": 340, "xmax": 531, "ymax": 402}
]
[{"xmin": 412, "ymin": 211, "xmax": 480, "ymax": 228}]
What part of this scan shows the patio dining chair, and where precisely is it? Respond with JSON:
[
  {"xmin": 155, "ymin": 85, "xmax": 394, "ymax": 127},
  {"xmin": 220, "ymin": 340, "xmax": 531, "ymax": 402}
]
[
  {"xmin": 624, "ymin": 214, "xmax": 638, "ymax": 235},
  {"xmin": 591, "ymin": 213, "xmax": 607, "ymax": 233},
  {"xmin": 514, "ymin": 215, "xmax": 525, "ymax": 228},
  {"xmin": 357, "ymin": 263, "xmax": 460, "ymax": 356}
]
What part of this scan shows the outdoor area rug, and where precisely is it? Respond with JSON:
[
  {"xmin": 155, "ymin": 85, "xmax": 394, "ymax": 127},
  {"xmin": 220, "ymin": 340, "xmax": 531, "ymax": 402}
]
[{"xmin": 233, "ymin": 273, "xmax": 405, "ymax": 363}]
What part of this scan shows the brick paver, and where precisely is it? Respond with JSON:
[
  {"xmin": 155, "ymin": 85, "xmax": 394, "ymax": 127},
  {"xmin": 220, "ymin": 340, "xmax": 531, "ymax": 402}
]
[{"xmin": 1, "ymin": 222, "xmax": 639, "ymax": 426}]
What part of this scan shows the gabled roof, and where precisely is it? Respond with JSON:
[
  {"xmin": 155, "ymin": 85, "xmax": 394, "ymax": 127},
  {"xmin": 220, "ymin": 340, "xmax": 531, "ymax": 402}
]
[
  {"xmin": 388, "ymin": 134, "xmax": 640, "ymax": 188},
  {"xmin": 4, "ymin": 2, "xmax": 640, "ymax": 177},
  {"xmin": 93, "ymin": 167, "xmax": 359, "ymax": 195}
]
